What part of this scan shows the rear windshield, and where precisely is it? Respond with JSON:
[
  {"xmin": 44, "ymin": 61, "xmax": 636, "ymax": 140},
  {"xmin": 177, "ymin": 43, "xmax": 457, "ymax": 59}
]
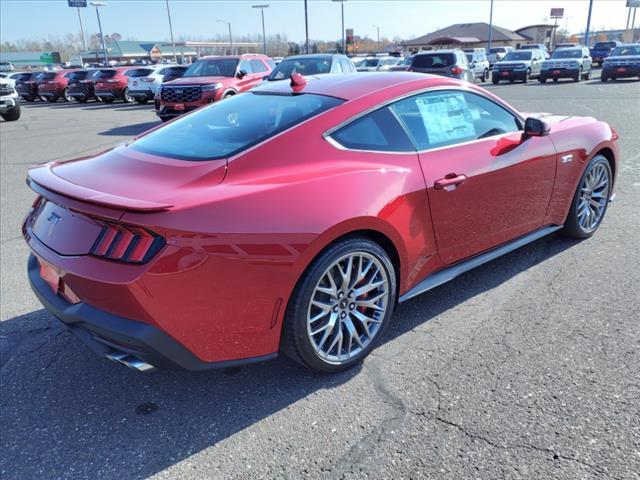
[
  {"xmin": 502, "ymin": 51, "xmax": 532, "ymax": 61},
  {"xmin": 551, "ymin": 49, "xmax": 582, "ymax": 59},
  {"xmin": 165, "ymin": 66, "xmax": 187, "ymax": 75},
  {"xmin": 184, "ymin": 59, "xmax": 238, "ymax": 77},
  {"xmin": 611, "ymin": 45, "xmax": 640, "ymax": 56},
  {"xmin": 128, "ymin": 68, "xmax": 154, "ymax": 78},
  {"xmin": 66, "ymin": 70, "xmax": 91, "ymax": 80},
  {"xmin": 130, "ymin": 92, "xmax": 344, "ymax": 161},
  {"xmin": 412, "ymin": 54, "xmax": 455, "ymax": 68},
  {"xmin": 268, "ymin": 57, "xmax": 332, "ymax": 80},
  {"xmin": 489, "ymin": 47, "xmax": 507, "ymax": 53},
  {"xmin": 96, "ymin": 69, "xmax": 116, "ymax": 79}
]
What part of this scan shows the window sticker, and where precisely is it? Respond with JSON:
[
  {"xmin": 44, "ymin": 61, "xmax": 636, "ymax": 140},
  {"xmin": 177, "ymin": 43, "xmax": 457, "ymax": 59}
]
[{"xmin": 415, "ymin": 93, "xmax": 476, "ymax": 146}]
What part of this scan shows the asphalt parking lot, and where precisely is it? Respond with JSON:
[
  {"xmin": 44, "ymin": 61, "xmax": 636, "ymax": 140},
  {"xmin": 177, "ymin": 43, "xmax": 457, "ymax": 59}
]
[{"xmin": 1, "ymin": 70, "xmax": 639, "ymax": 480}]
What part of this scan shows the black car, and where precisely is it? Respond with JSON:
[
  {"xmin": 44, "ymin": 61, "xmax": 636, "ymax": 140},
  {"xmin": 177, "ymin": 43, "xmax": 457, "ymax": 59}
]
[
  {"xmin": 601, "ymin": 44, "xmax": 640, "ymax": 81},
  {"xmin": 14, "ymin": 72, "xmax": 43, "ymax": 101},
  {"xmin": 264, "ymin": 54, "xmax": 355, "ymax": 82},
  {"xmin": 66, "ymin": 69, "xmax": 100, "ymax": 102}
]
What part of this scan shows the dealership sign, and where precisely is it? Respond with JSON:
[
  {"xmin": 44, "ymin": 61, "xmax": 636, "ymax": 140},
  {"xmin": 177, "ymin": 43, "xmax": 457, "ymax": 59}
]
[
  {"xmin": 68, "ymin": 0, "xmax": 87, "ymax": 7},
  {"xmin": 627, "ymin": 0, "xmax": 640, "ymax": 8},
  {"xmin": 550, "ymin": 8, "xmax": 564, "ymax": 18}
]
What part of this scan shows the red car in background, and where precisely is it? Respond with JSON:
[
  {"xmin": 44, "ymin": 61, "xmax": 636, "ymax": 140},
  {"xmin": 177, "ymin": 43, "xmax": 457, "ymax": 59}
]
[
  {"xmin": 155, "ymin": 54, "xmax": 274, "ymax": 121},
  {"xmin": 37, "ymin": 69, "xmax": 81, "ymax": 103},
  {"xmin": 23, "ymin": 73, "xmax": 618, "ymax": 373},
  {"xmin": 94, "ymin": 67, "xmax": 135, "ymax": 103}
]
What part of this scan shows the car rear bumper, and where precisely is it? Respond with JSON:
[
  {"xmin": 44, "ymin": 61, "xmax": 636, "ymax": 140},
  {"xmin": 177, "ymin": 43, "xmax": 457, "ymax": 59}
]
[
  {"xmin": 602, "ymin": 66, "xmax": 640, "ymax": 78},
  {"xmin": 28, "ymin": 253, "xmax": 277, "ymax": 371},
  {"xmin": 38, "ymin": 91, "xmax": 60, "ymax": 98},
  {"xmin": 128, "ymin": 89, "xmax": 154, "ymax": 100},
  {"xmin": 95, "ymin": 91, "xmax": 120, "ymax": 99},
  {"xmin": 493, "ymin": 70, "xmax": 528, "ymax": 80}
]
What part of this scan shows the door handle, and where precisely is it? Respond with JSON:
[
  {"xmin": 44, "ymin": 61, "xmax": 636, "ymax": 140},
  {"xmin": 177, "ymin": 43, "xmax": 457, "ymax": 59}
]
[{"xmin": 434, "ymin": 174, "xmax": 467, "ymax": 190}]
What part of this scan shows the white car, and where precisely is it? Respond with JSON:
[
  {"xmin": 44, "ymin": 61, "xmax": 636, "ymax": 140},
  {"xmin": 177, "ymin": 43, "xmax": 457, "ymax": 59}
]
[
  {"xmin": 127, "ymin": 64, "xmax": 179, "ymax": 104},
  {"xmin": 0, "ymin": 78, "xmax": 21, "ymax": 121}
]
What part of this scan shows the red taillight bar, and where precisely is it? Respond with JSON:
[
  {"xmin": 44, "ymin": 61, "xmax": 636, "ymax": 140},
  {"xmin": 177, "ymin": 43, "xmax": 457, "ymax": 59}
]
[{"xmin": 90, "ymin": 221, "xmax": 165, "ymax": 264}]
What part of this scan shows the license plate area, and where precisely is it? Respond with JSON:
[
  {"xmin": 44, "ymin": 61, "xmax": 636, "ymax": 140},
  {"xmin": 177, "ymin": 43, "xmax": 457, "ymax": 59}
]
[
  {"xmin": 617, "ymin": 67, "xmax": 626, "ymax": 73},
  {"xmin": 38, "ymin": 256, "xmax": 61, "ymax": 294}
]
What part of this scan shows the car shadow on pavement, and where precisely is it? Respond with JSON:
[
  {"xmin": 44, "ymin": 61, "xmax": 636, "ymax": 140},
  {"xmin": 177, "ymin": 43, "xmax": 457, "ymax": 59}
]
[
  {"xmin": 0, "ymin": 234, "xmax": 580, "ymax": 480},
  {"xmin": 99, "ymin": 121, "xmax": 160, "ymax": 136}
]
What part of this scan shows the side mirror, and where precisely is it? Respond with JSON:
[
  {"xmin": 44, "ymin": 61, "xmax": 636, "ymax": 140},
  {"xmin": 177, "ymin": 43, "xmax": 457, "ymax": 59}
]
[
  {"xmin": 236, "ymin": 70, "xmax": 247, "ymax": 79},
  {"xmin": 524, "ymin": 117, "xmax": 550, "ymax": 137}
]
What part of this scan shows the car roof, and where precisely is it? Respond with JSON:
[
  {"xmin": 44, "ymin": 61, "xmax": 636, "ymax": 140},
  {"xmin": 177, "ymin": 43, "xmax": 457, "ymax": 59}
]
[
  {"xmin": 416, "ymin": 49, "xmax": 457, "ymax": 54},
  {"xmin": 252, "ymin": 71, "xmax": 462, "ymax": 101},
  {"xmin": 283, "ymin": 54, "xmax": 335, "ymax": 61}
]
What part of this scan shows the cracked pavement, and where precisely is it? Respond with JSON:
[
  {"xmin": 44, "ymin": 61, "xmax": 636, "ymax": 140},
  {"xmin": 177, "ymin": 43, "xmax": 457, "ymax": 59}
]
[{"xmin": 1, "ymin": 72, "xmax": 639, "ymax": 479}]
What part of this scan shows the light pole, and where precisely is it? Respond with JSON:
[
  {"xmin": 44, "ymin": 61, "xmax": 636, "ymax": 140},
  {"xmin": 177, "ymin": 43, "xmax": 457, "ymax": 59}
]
[
  {"xmin": 584, "ymin": 0, "xmax": 595, "ymax": 47},
  {"xmin": 165, "ymin": 0, "xmax": 177, "ymax": 62},
  {"xmin": 217, "ymin": 19, "xmax": 233, "ymax": 54},
  {"xmin": 487, "ymin": 0, "xmax": 494, "ymax": 51},
  {"xmin": 373, "ymin": 25, "xmax": 380, "ymax": 52},
  {"xmin": 252, "ymin": 4, "xmax": 269, "ymax": 55},
  {"xmin": 76, "ymin": 7, "xmax": 88, "ymax": 51},
  {"xmin": 332, "ymin": 0, "xmax": 346, "ymax": 54},
  {"xmin": 90, "ymin": 2, "xmax": 108, "ymax": 65},
  {"xmin": 304, "ymin": 0, "xmax": 309, "ymax": 53}
]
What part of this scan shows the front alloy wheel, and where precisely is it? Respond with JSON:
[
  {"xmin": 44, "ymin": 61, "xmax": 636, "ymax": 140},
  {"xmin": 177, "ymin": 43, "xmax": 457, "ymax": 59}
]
[
  {"xmin": 562, "ymin": 155, "xmax": 612, "ymax": 238},
  {"xmin": 282, "ymin": 238, "xmax": 396, "ymax": 372},
  {"xmin": 123, "ymin": 87, "xmax": 135, "ymax": 103}
]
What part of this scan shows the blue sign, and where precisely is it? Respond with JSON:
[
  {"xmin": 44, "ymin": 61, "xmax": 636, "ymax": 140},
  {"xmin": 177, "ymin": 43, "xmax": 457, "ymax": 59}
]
[{"xmin": 68, "ymin": 0, "xmax": 87, "ymax": 7}]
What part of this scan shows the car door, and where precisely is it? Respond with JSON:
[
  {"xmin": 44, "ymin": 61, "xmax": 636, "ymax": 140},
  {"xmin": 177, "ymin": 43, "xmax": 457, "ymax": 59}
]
[
  {"xmin": 390, "ymin": 89, "xmax": 557, "ymax": 265},
  {"xmin": 582, "ymin": 47, "xmax": 592, "ymax": 72},
  {"xmin": 532, "ymin": 51, "xmax": 543, "ymax": 75},
  {"xmin": 249, "ymin": 59, "xmax": 269, "ymax": 85},
  {"xmin": 236, "ymin": 60, "xmax": 255, "ymax": 91}
]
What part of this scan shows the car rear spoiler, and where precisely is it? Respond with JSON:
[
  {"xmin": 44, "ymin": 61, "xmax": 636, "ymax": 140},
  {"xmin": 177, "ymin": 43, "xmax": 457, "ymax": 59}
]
[{"xmin": 27, "ymin": 163, "xmax": 173, "ymax": 212}]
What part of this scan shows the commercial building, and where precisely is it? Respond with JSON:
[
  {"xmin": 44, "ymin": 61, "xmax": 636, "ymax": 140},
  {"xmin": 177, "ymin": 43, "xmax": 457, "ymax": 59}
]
[{"xmin": 401, "ymin": 22, "xmax": 527, "ymax": 51}]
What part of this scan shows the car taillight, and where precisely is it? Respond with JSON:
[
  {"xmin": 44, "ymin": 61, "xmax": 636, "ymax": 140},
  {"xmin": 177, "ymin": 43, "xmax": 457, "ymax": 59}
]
[
  {"xmin": 140, "ymin": 77, "xmax": 154, "ymax": 82},
  {"xmin": 450, "ymin": 66, "xmax": 464, "ymax": 75},
  {"xmin": 90, "ymin": 221, "xmax": 165, "ymax": 264}
]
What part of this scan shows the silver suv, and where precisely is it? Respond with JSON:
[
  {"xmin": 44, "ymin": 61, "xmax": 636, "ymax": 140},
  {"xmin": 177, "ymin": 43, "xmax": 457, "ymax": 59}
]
[
  {"xmin": 492, "ymin": 49, "xmax": 545, "ymax": 83},
  {"xmin": 540, "ymin": 47, "xmax": 592, "ymax": 83},
  {"xmin": 409, "ymin": 49, "xmax": 474, "ymax": 82},
  {"xmin": 464, "ymin": 49, "xmax": 491, "ymax": 82},
  {"xmin": 0, "ymin": 78, "xmax": 21, "ymax": 121}
]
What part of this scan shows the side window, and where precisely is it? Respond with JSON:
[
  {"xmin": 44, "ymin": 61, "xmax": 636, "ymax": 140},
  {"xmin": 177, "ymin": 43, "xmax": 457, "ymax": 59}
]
[
  {"xmin": 250, "ymin": 59, "xmax": 267, "ymax": 73},
  {"xmin": 238, "ymin": 60, "xmax": 253, "ymax": 74},
  {"xmin": 330, "ymin": 107, "xmax": 414, "ymax": 152},
  {"xmin": 391, "ymin": 90, "xmax": 520, "ymax": 150},
  {"xmin": 331, "ymin": 58, "xmax": 343, "ymax": 73}
]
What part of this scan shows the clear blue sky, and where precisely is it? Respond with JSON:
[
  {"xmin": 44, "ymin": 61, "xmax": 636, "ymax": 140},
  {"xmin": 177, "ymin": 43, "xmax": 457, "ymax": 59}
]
[{"xmin": 0, "ymin": 0, "xmax": 633, "ymax": 44}]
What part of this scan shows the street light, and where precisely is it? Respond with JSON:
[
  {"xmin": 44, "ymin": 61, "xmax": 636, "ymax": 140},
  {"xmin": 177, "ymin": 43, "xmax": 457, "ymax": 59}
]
[
  {"xmin": 332, "ymin": 0, "xmax": 347, "ymax": 54},
  {"xmin": 252, "ymin": 4, "xmax": 269, "ymax": 55},
  {"xmin": 165, "ymin": 0, "xmax": 177, "ymax": 62},
  {"xmin": 217, "ymin": 19, "xmax": 233, "ymax": 54},
  {"xmin": 90, "ymin": 2, "xmax": 108, "ymax": 65},
  {"xmin": 373, "ymin": 25, "xmax": 380, "ymax": 52}
]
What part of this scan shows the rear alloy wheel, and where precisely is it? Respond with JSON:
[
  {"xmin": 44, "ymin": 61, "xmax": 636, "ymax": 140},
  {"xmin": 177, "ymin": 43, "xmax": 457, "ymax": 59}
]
[
  {"xmin": 123, "ymin": 87, "xmax": 135, "ymax": 103},
  {"xmin": 282, "ymin": 237, "xmax": 396, "ymax": 372},
  {"xmin": 562, "ymin": 155, "xmax": 612, "ymax": 238},
  {"xmin": 63, "ymin": 87, "xmax": 73, "ymax": 102}
]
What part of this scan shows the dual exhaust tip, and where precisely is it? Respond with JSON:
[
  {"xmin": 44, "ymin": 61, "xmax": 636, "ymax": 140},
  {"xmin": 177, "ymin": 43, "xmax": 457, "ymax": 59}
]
[{"xmin": 106, "ymin": 351, "xmax": 155, "ymax": 372}]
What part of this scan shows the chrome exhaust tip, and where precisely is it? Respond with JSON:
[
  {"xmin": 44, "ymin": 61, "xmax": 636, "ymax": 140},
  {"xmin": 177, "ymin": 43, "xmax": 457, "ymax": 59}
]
[{"xmin": 106, "ymin": 352, "xmax": 155, "ymax": 372}]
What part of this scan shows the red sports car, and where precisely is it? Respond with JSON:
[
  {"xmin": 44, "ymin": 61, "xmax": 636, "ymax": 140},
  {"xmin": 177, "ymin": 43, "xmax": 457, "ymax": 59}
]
[{"xmin": 23, "ymin": 73, "xmax": 618, "ymax": 373}]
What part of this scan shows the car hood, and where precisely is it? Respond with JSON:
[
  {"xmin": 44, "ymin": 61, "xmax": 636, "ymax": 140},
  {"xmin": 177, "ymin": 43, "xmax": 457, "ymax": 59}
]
[
  {"xmin": 605, "ymin": 55, "xmax": 640, "ymax": 61},
  {"xmin": 163, "ymin": 76, "xmax": 230, "ymax": 86},
  {"xmin": 27, "ymin": 145, "xmax": 227, "ymax": 214}
]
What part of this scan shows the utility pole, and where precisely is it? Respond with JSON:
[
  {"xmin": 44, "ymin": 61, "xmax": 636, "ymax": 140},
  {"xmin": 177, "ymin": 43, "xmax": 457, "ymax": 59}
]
[
  {"xmin": 252, "ymin": 4, "xmax": 269, "ymax": 55},
  {"xmin": 90, "ymin": 2, "xmax": 108, "ymax": 65},
  {"xmin": 487, "ymin": 0, "xmax": 494, "ymax": 51},
  {"xmin": 584, "ymin": 0, "xmax": 595, "ymax": 47},
  {"xmin": 217, "ymin": 19, "xmax": 233, "ymax": 54},
  {"xmin": 304, "ymin": 0, "xmax": 309, "ymax": 54},
  {"xmin": 77, "ymin": 7, "xmax": 87, "ymax": 51},
  {"xmin": 165, "ymin": 0, "xmax": 177, "ymax": 62},
  {"xmin": 373, "ymin": 25, "xmax": 380, "ymax": 52},
  {"xmin": 332, "ymin": 0, "xmax": 346, "ymax": 54}
]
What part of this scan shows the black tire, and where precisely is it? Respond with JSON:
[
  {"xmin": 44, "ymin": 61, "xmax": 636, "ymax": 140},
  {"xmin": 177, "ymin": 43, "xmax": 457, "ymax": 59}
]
[
  {"xmin": 281, "ymin": 236, "xmax": 397, "ymax": 372},
  {"xmin": 600, "ymin": 74, "xmax": 607, "ymax": 82},
  {"xmin": 77, "ymin": 97, "xmax": 88, "ymax": 103},
  {"xmin": 492, "ymin": 78, "xmax": 499, "ymax": 85},
  {"xmin": 481, "ymin": 69, "xmax": 489, "ymax": 82},
  {"xmin": 522, "ymin": 69, "xmax": 530, "ymax": 83},
  {"xmin": 63, "ymin": 87, "xmax": 73, "ymax": 102},
  {"xmin": 584, "ymin": 72, "xmax": 590, "ymax": 80},
  {"xmin": 539, "ymin": 77, "xmax": 547, "ymax": 83},
  {"xmin": 122, "ymin": 87, "xmax": 135, "ymax": 103},
  {"xmin": 574, "ymin": 68, "xmax": 582, "ymax": 82},
  {"xmin": 46, "ymin": 96, "xmax": 58, "ymax": 103},
  {"xmin": 102, "ymin": 97, "xmax": 114, "ymax": 104},
  {"xmin": 135, "ymin": 98, "xmax": 149, "ymax": 104},
  {"xmin": 0, "ymin": 103, "xmax": 20, "ymax": 121},
  {"xmin": 553, "ymin": 78, "xmax": 559, "ymax": 83},
  {"xmin": 21, "ymin": 96, "xmax": 35, "ymax": 102},
  {"xmin": 160, "ymin": 117, "xmax": 171, "ymax": 123},
  {"xmin": 561, "ymin": 155, "xmax": 612, "ymax": 239}
]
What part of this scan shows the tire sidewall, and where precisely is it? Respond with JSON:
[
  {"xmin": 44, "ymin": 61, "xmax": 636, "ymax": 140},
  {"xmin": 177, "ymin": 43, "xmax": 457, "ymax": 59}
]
[{"xmin": 283, "ymin": 237, "xmax": 397, "ymax": 372}]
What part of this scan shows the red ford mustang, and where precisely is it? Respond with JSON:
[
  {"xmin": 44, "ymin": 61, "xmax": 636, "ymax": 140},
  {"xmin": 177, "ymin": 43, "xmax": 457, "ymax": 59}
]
[{"xmin": 23, "ymin": 73, "xmax": 618, "ymax": 373}]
